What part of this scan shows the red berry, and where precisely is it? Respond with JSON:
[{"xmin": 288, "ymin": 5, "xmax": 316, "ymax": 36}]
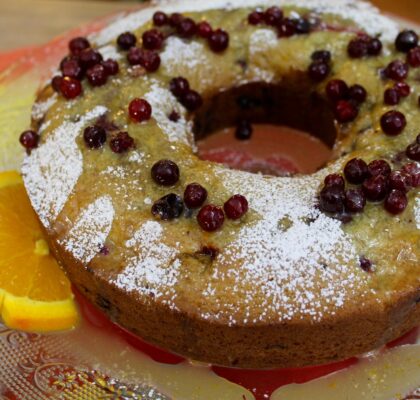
[
  {"xmin": 169, "ymin": 77, "xmax": 190, "ymax": 98},
  {"xmin": 153, "ymin": 11, "xmax": 168, "ymax": 27},
  {"xmin": 197, "ymin": 21, "xmax": 213, "ymax": 38},
  {"xmin": 248, "ymin": 10, "xmax": 264, "ymax": 25},
  {"xmin": 151, "ymin": 160, "xmax": 180, "ymax": 186},
  {"xmin": 86, "ymin": 64, "xmax": 108, "ymax": 87},
  {"xmin": 180, "ymin": 90, "xmax": 203, "ymax": 111},
  {"xmin": 224, "ymin": 194, "xmax": 248, "ymax": 219},
  {"xmin": 184, "ymin": 183, "xmax": 208, "ymax": 208},
  {"xmin": 69, "ymin": 37, "xmax": 90, "ymax": 55},
  {"xmin": 395, "ymin": 30, "xmax": 418, "ymax": 53},
  {"xmin": 79, "ymin": 48, "xmax": 103, "ymax": 69},
  {"xmin": 264, "ymin": 6, "xmax": 283, "ymax": 26},
  {"xmin": 325, "ymin": 79, "xmax": 349, "ymax": 102},
  {"xmin": 60, "ymin": 58, "xmax": 84, "ymax": 80},
  {"xmin": 127, "ymin": 47, "xmax": 142, "ymax": 65},
  {"xmin": 380, "ymin": 110, "xmax": 406, "ymax": 136},
  {"xmin": 394, "ymin": 82, "xmax": 410, "ymax": 97},
  {"xmin": 117, "ymin": 32, "xmax": 137, "ymax": 50},
  {"xmin": 208, "ymin": 29, "xmax": 229, "ymax": 52},
  {"xmin": 169, "ymin": 13, "xmax": 184, "ymax": 27},
  {"xmin": 128, "ymin": 98, "xmax": 152, "ymax": 122},
  {"xmin": 109, "ymin": 131, "xmax": 134, "ymax": 153},
  {"xmin": 334, "ymin": 100, "xmax": 358, "ymax": 123},
  {"xmin": 367, "ymin": 159, "xmax": 391, "ymax": 177},
  {"xmin": 384, "ymin": 88, "xmax": 400, "ymax": 105},
  {"xmin": 101, "ymin": 59, "xmax": 119, "ymax": 75},
  {"xmin": 177, "ymin": 17, "xmax": 197, "ymax": 38},
  {"xmin": 59, "ymin": 77, "xmax": 82, "ymax": 99},
  {"xmin": 319, "ymin": 186, "xmax": 345, "ymax": 213},
  {"xmin": 142, "ymin": 29, "xmax": 165, "ymax": 50},
  {"xmin": 152, "ymin": 193, "xmax": 184, "ymax": 220},
  {"xmin": 140, "ymin": 49, "xmax": 161, "ymax": 72},
  {"xmin": 402, "ymin": 162, "xmax": 420, "ymax": 187},
  {"xmin": 407, "ymin": 46, "xmax": 420, "ymax": 67},
  {"xmin": 362, "ymin": 174, "xmax": 389, "ymax": 201},
  {"xmin": 51, "ymin": 76, "xmax": 63, "ymax": 92},
  {"xmin": 308, "ymin": 61, "xmax": 330, "ymax": 82},
  {"xmin": 349, "ymin": 84, "xmax": 367, "ymax": 104},
  {"xmin": 345, "ymin": 188, "xmax": 366, "ymax": 213},
  {"xmin": 406, "ymin": 142, "xmax": 420, "ymax": 161},
  {"xmin": 344, "ymin": 158, "xmax": 368, "ymax": 184},
  {"xmin": 83, "ymin": 125, "xmax": 106, "ymax": 149},
  {"xmin": 277, "ymin": 19, "xmax": 296, "ymax": 37},
  {"xmin": 384, "ymin": 60, "xmax": 409, "ymax": 81},
  {"xmin": 384, "ymin": 189, "xmax": 408, "ymax": 214},
  {"xmin": 19, "ymin": 130, "xmax": 39, "ymax": 150},
  {"xmin": 389, "ymin": 170, "xmax": 412, "ymax": 192},
  {"xmin": 197, "ymin": 205, "xmax": 225, "ymax": 232},
  {"xmin": 347, "ymin": 37, "xmax": 369, "ymax": 58},
  {"xmin": 324, "ymin": 173, "xmax": 345, "ymax": 189}
]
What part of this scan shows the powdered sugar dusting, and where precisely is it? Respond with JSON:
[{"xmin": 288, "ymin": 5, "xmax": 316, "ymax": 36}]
[
  {"xmin": 114, "ymin": 221, "xmax": 180, "ymax": 299},
  {"xmin": 415, "ymin": 197, "xmax": 420, "ymax": 230},
  {"xmin": 144, "ymin": 81, "xmax": 192, "ymax": 145},
  {"xmin": 93, "ymin": 0, "xmax": 398, "ymax": 47},
  {"xmin": 59, "ymin": 196, "xmax": 115, "ymax": 264},
  {"xmin": 31, "ymin": 94, "xmax": 57, "ymax": 121},
  {"xmin": 22, "ymin": 106, "xmax": 107, "ymax": 228}
]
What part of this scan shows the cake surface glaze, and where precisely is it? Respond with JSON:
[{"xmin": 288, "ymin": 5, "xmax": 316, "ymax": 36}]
[{"xmin": 22, "ymin": 0, "xmax": 420, "ymax": 368}]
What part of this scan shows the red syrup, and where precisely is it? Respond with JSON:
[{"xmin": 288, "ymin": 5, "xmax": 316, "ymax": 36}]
[{"xmin": 74, "ymin": 123, "xmax": 418, "ymax": 399}]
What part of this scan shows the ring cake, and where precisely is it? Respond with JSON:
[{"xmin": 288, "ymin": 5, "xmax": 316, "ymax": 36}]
[{"xmin": 21, "ymin": 0, "xmax": 420, "ymax": 368}]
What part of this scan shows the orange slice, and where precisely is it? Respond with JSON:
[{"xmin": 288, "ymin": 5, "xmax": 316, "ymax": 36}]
[{"xmin": 0, "ymin": 170, "xmax": 78, "ymax": 332}]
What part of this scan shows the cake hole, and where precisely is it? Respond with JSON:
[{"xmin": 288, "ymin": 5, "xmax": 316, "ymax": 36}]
[{"xmin": 194, "ymin": 77, "xmax": 337, "ymax": 176}]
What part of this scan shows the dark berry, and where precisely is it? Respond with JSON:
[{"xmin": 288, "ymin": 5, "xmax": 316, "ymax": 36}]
[
  {"xmin": 117, "ymin": 32, "xmax": 137, "ymax": 50},
  {"xmin": 184, "ymin": 183, "xmax": 208, "ymax": 208},
  {"xmin": 395, "ymin": 30, "xmax": 419, "ymax": 53},
  {"xmin": 406, "ymin": 143, "xmax": 420, "ymax": 161},
  {"xmin": 367, "ymin": 159, "xmax": 391, "ymax": 177},
  {"xmin": 59, "ymin": 77, "xmax": 82, "ymax": 99},
  {"xmin": 51, "ymin": 76, "xmax": 63, "ymax": 92},
  {"xmin": 324, "ymin": 173, "xmax": 345, "ymax": 189},
  {"xmin": 402, "ymin": 162, "xmax": 420, "ymax": 187},
  {"xmin": 168, "ymin": 110, "xmax": 180, "ymax": 122},
  {"xmin": 389, "ymin": 170, "xmax": 412, "ymax": 192},
  {"xmin": 380, "ymin": 110, "xmax": 406, "ymax": 136},
  {"xmin": 308, "ymin": 61, "xmax": 330, "ymax": 82},
  {"xmin": 142, "ymin": 29, "xmax": 165, "ymax": 50},
  {"xmin": 368, "ymin": 38, "xmax": 382, "ymax": 56},
  {"xmin": 334, "ymin": 100, "xmax": 358, "ymax": 123},
  {"xmin": 362, "ymin": 174, "xmax": 389, "ymax": 201},
  {"xmin": 180, "ymin": 90, "xmax": 203, "ymax": 111},
  {"xmin": 151, "ymin": 159, "xmax": 180, "ymax": 186},
  {"xmin": 319, "ymin": 186, "xmax": 345, "ymax": 213},
  {"xmin": 264, "ymin": 6, "xmax": 283, "ymax": 26},
  {"xmin": 278, "ymin": 19, "xmax": 296, "ymax": 37},
  {"xmin": 311, "ymin": 50, "xmax": 331, "ymax": 63},
  {"xmin": 140, "ymin": 50, "xmax": 161, "ymax": 72},
  {"xmin": 208, "ymin": 29, "xmax": 229, "ymax": 52},
  {"xmin": 347, "ymin": 37, "xmax": 369, "ymax": 58},
  {"xmin": 384, "ymin": 60, "xmax": 409, "ymax": 81},
  {"xmin": 294, "ymin": 18, "xmax": 311, "ymax": 35},
  {"xmin": 69, "ymin": 37, "xmax": 90, "ymax": 55},
  {"xmin": 152, "ymin": 193, "xmax": 184, "ymax": 220},
  {"xmin": 407, "ymin": 46, "xmax": 420, "ymax": 67},
  {"xmin": 360, "ymin": 257, "xmax": 372, "ymax": 272},
  {"xmin": 349, "ymin": 84, "xmax": 367, "ymax": 103},
  {"xmin": 384, "ymin": 189, "xmax": 408, "ymax": 214},
  {"xmin": 127, "ymin": 47, "xmax": 142, "ymax": 65},
  {"xmin": 345, "ymin": 188, "xmax": 366, "ymax": 213},
  {"xmin": 248, "ymin": 10, "xmax": 264, "ymax": 25},
  {"xmin": 60, "ymin": 58, "xmax": 84, "ymax": 80},
  {"xmin": 344, "ymin": 158, "xmax": 369, "ymax": 184},
  {"xmin": 83, "ymin": 125, "xmax": 106, "ymax": 149},
  {"xmin": 101, "ymin": 59, "xmax": 119, "ymax": 75},
  {"xmin": 19, "ymin": 130, "xmax": 39, "ymax": 150},
  {"xmin": 197, "ymin": 21, "xmax": 213, "ymax": 38},
  {"xmin": 394, "ymin": 81, "xmax": 410, "ymax": 97},
  {"xmin": 177, "ymin": 17, "xmax": 197, "ymax": 38},
  {"xmin": 224, "ymin": 194, "xmax": 248, "ymax": 219},
  {"xmin": 153, "ymin": 11, "xmax": 168, "ymax": 27},
  {"xmin": 86, "ymin": 64, "xmax": 108, "ymax": 87},
  {"xmin": 109, "ymin": 131, "xmax": 134, "ymax": 153},
  {"xmin": 128, "ymin": 98, "xmax": 152, "ymax": 122},
  {"xmin": 79, "ymin": 48, "xmax": 103, "ymax": 69},
  {"xmin": 235, "ymin": 120, "xmax": 253, "ymax": 140},
  {"xmin": 325, "ymin": 79, "xmax": 349, "ymax": 102},
  {"xmin": 169, "ymin": 13, "xmax": 184, "ymax": 28},
  {"xmin": 197, "ymin": 205, "xmax": 225, "ymax": 232},
  {"xmin": 169, "ymin": 77, "xmax": 190, "ymax": 98},
  {"xmin": 383, "ymin": 88, "xmax": 400, "ymax": 105}
]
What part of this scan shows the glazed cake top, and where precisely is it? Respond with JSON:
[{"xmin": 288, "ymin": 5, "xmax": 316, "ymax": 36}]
[{"xmin": 22, "ymin": 0, "xmax": 419, "ymax": 326}]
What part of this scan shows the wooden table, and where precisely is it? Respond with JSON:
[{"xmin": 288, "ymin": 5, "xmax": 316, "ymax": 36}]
[{"xmin": 0, "ymin": 0, "xmax": 419, "ymax": 51}]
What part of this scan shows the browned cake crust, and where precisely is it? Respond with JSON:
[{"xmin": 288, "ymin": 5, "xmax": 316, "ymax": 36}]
[{"xmin": 23, "ymin": 0, "xmax": 420, "ymax": 368}]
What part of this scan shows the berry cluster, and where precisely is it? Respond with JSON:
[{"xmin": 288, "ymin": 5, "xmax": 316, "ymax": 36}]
[
  {"xmin": 320, "ymin": 158, "xmax": 419, "ymax": 216},
  {"xmin": 52, "ymin": 37, "xmax": 119, "ymax": 99},
  {"xmin": 347, "ymin": 35, "xmax": 383, "ymax": 58},
  {"xmin": 308, "ymin": 49, "xmax": 331, "ymax": 82},
  {"xmin": 169, "ymin": 77, "xmax": 203, "ymax": 112},
  {"xmin": 83, "ymin": 124, "xmax": 135, "ymax": 154},
  {"xmin": 383, "ymin": 82, "xmax": 411, "ymax": 105},
  {"xmin": 248, "ymin": 7, "xmax": 312, "ymax": 37},
  {"xmin": 150, "ymin": 160, "xmax": 248, "ymax": 231},
  {"xmin": 324, "ymin": 79, "xmax": 367, "ymax": 123},
  {"xmin": 394, "ymin": 30, "xmax": 420, "ymax": 68}
]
